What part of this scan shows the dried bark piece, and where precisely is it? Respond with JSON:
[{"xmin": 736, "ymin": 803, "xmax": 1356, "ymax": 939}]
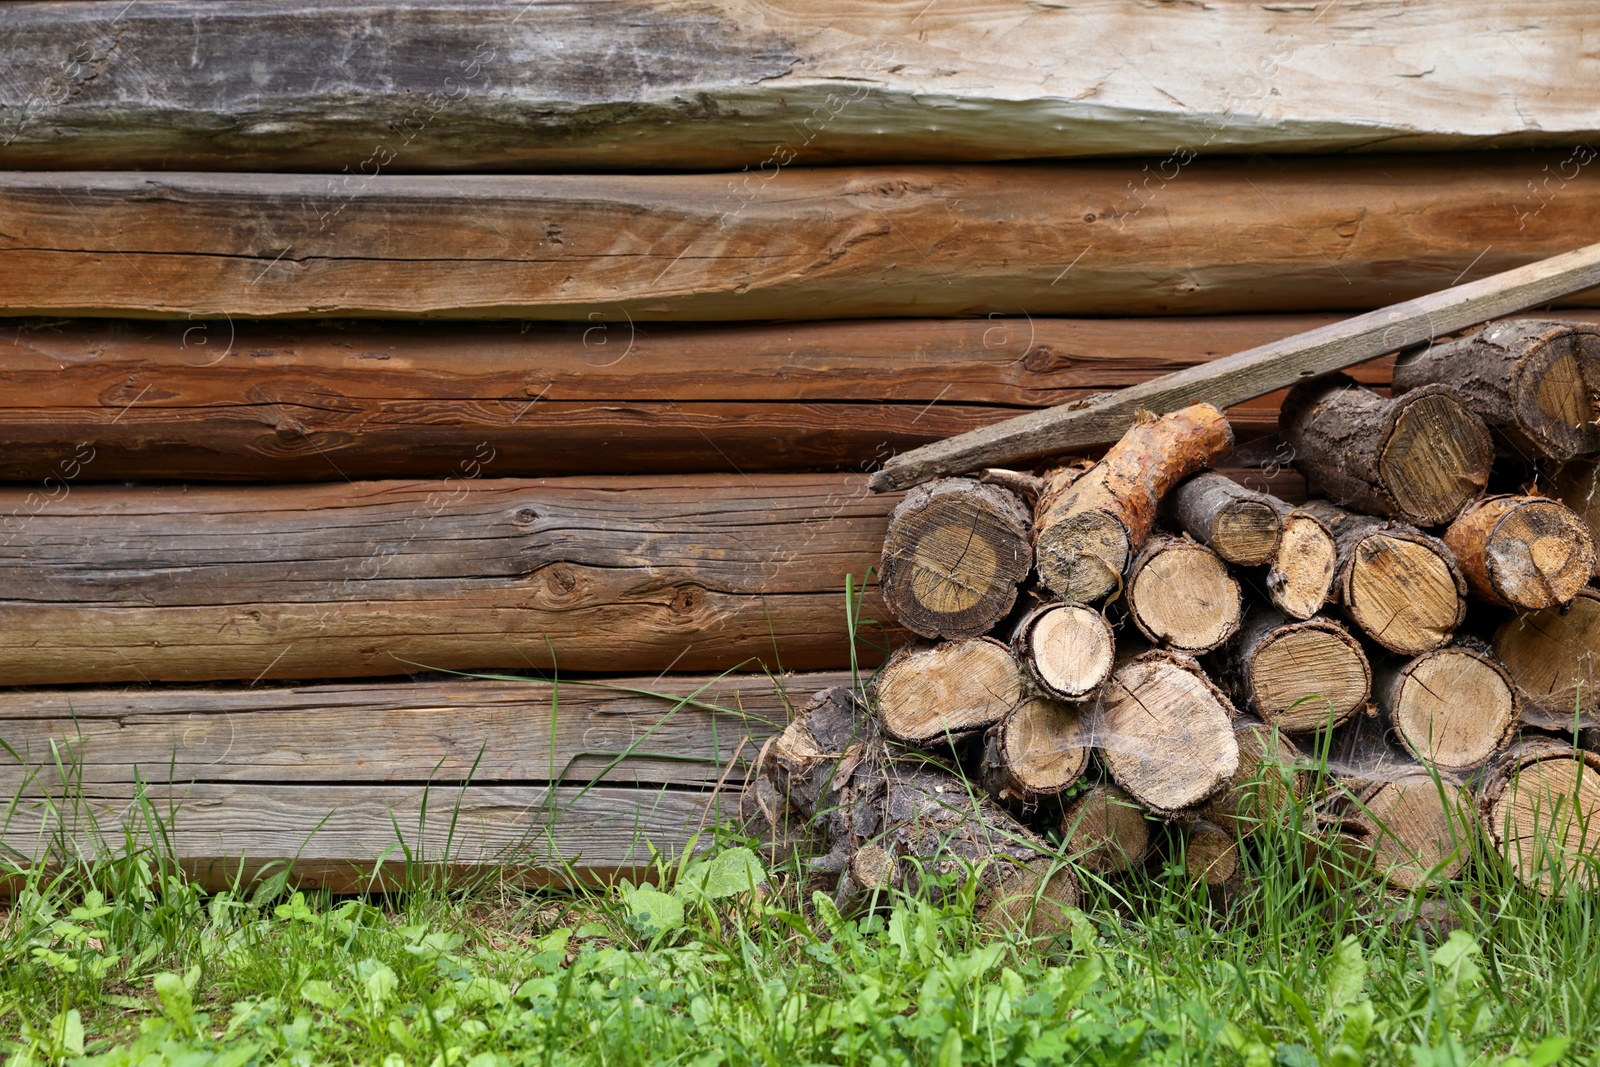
[
  {"xmin": 1494, "ymin": 588, "xmax": 1600, "ymax": 728},
  {"xmin": 871, "ymin": 638, "xmax": 1023, "ymax": 746},
  {"xmin": 880, "ymin": 477, "xmax": 1033, "ymax": 639},
  {"xmin": 1184, "ymin": 819, "xmax": 1242, "ymax": 887},
  {"xmin": 1161, "ymin": 471, "xmax": 1283, "ymax": 565},
  {"xmin": 1060, "ymin": 783, "xmax": 1152, "ymax": 874},
  {"xmin": 1480, "ymin": 739, "xmax": 1600, "ymax": 896},
  {"xmin": 1303, "ymin": 501, "xmax": 1467, "ymax": 656},
  {"xmin": 1442, "ymin": 495, "xmax": 1595, "ymax": 610},
  {"xmin": 1124, "ymin": 535, "xmax": 1243, "ymax": 654},
  {"xmin": 1375, "ymin": 646, "xmax": 1519, "ymax": 775},
  {"xmin": 1221, "ymin": 607, "xmax": 1370, "ymax": 733},
  {"xmin": 1266, "ymin": 507, "xmax": 1338, "ymax": 619},
  {"xmin": 1391, "ymin": 319, "xmax": 1600, "ymax": 461},
  {"xmin": 1281, "ymin": 373, "xmax": 1492, "ymax": 526},
  {"xmin": 1011, "ymin": 601, "xmax": 1115, "ymax": 701},
  {"xmin": 1034, "ymin": 404, "xmax": 1233, "ymax": 603},
  {"xmin": 1093, "ymin": 649, "xmax": 1240, "ymax": 816},
  {"xmin": 978, "ymin": 695, "xmax": 1093, "ymax": 805},
  {"xmin": 1200, "ymin": 719, "xmax": 1307, "ymax": 838}
]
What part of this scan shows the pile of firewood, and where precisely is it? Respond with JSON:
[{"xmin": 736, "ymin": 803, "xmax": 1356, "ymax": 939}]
[{"xmin": 747, "ymin": 319, "xmax": 1600, "ymax": 919}]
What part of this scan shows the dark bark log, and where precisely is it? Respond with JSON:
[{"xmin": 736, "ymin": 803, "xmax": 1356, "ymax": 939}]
[
  {"xmin": 1059, "ymin": 783, "xmax": 1152, "ymax": 875},
  {"xmin": 1124, "ymin": 534, "xmax": 1242, "ymax": 654},
  {"xmin": 1391, "ymin": 319, "xmax": 1600, "ymax": 461},
  {"xmin": 1281, "ymin": 374, "xmax": 1493, "ymax": 526},
  {"xmin": 1374, "ymin": 646, "xmax": 1518, "ymax": 774},
  {"xmin": 1479, "ymin": 739, "xmax": 1600, "ymax": 897},
  {"xmin": 1441, "ymin": 495, "xmax": 1595, "ymax": 610},
  {"xmin": 870, "ymin": 639, "xmax": 1023, "ymax": 747},
  {"xmin": 1033, "ymin": 404, "xmax": 1233, "ymax": 603},
  {"xmin": 978, "ymin": 695, "xmax": 1093, "ymax": 805},
  {"xmin": 1092, "ymin": 648, "xmax": 1240, "ymax": 816},
  {"xmin": 1219, "ymin": 607, "xmax": 1370, "ymax": 733},
  {"xmin": 1302, "ymin": 501, "xmax": 1467, "ymax": 655},
  {"xmin": 1010, "ymin": 601, "xmax": 1115, "ymax": 702},
  {"xmin": 880, "ymin": 478, "xmax": 1032, "ymax": 639},
  {"xmin": 1161, "ymin": 471, "xmax": 1283, "ymax": 565},
  {"xmin": 1493, "ymin": 588, "xmax": 1600, "ymax": 729}
]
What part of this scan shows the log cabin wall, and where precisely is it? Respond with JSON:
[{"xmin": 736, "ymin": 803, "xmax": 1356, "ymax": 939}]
[{"xmin": 3, "ymin": 0, "xmax": 1599, "ymax": 888}]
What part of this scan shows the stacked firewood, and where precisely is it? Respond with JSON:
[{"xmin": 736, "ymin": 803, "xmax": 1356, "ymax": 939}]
[{"xmin": 749, "ymin": 319, "xmax": 1600, "ymax": 915}]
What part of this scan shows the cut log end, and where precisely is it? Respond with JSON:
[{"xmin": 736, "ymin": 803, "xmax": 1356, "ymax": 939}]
[
  {"xmin": 1443, "ymin": 495, "xmax": 1596, "ymax": 611},
  {"xmin": 1184, "ymin": 820, "xmax": 1241, "ymax": 887},
  {"xmin": 1230, "ymin": 611, "xmax": 1370, "ymax": 733},
  {"xmin": 880, "ymin": 478, "xmax": 1033, "ymax": 639},
  {"xmin": 1514, "ymin": 327, "xmax": 1600, "ymax": 458},
  {"xmin": 1483, "ymin": 743, "xmax": 1600, "ymax": 896},
  {"xmin": 1016, "ymin": 603, "xmax": 1115, "ymax": 701},
  {"xmin": 980, "ymin": 860, "xmax": 1083, "ymax": 938},
  {"xmin": 1267, "ymin": 511, "xmax": 1337, "ymax": 619},
  {"xmin": 1346, "ymin": 530, "xmax": 1465, "ymax": 655},
  {"xmin": 1126, "ymin": 536, "xmax": 1242, "ymax": 654},
  {"xmin": 1061, "ymin": 783, "xmax": 1151, "ymax": 874},
  {"xmin": 1034, "ymin": 509, "xmax": 1129, "ymax": 604},
  {"xmin": 1163, "ymin": 471, "xmax": 1283, "ymax": 565},
  {"xmin": 1379, "ymin": 390, "xmax": 1495, "ymax": 526},
  {"xmin": 1380, "ymin": 647, "xmax": 1518, "ymax": 774},
  {"xmin": 1094, "ymin": 650, "xmax": 1240, "ymax": 815},
  {"xmin": 981, "ymin": 695, "xmax": 1092, "ymax": 803},
  {"xmin": 1354, "ymin": 773, "xmax": 1475, "ymax": 891},
  {"xmin": 1201, "ymin": 721, "xmax": 1306, "ymax": 838},
  {"xmin": 1493, "ymin": 588, "xmax": 1600, "ymax": 725},
  {"xmin": 872, "ymin": 638, "xmax": 1023, "ymax": 746}
]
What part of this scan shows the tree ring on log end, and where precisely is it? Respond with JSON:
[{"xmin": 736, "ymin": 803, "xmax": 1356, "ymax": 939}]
[
  {"xmin": 1127, "ymin": 538, "xmax": 1241, "ymax": 654},
  {"xmin": 1267, "ymin": 512, "xmax": 1337, "ymax": 620},
  {"xmin": 1515, "ymin": 329, "xmax": 1600, "ymax": 459},
  {"xmin": 1061, "ymin": 783, "xmax": 1151, "ymax": 874},
  {"xmin": 1019, "ymin": 603, "xmax": 1114, "ymax": 700},
  {"xmin": 1035, "ymin": 511, "xmax": 1129, "ymax": 604},
  {"xmin": 996, "ymin": 696, "xmax": 1092, "ymax": 797},
  {"xmin": 1385, "ymin": 647, "xmax": 1517, "ymax": 774},
  {"xmin": 1378, "ymin": 391, "xmax": 1493, "ymax": 526},
  {"xmin": 1486, "ymin": 749, "xmax": 1600, "ymax": 896},
  {"xmin": 1493, "ymin": 589, "xmax": 1600, "ymax": 725},
  {"xmin": 1347, "ymin": 533, "xmax": 1461, "ymax": 655},
  {"xmin": 1185, "ymin": 820, "xmax": 1240, "ymax": 886},
  {"xmin": 1485, "ymin": 500, "xmax": 1595, "ymax": 609},
  {"xmin": 872, "ymin": 638, "xmax": 1022, "ymax": 746},
  {"xmin": 1244, "ymin": 619, "xmax": 1370, "ymax": 733},
  {"xmin": 1359, "ymin": 773, "xmax": 1474, "ymax": 891},
  {"xmin": 1202, "ymin": 721, "xmax": 1305, "ymax": 837}
]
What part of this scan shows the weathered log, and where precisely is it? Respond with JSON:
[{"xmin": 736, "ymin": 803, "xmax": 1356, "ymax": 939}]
[
  {"xmin": 1060, "ymin": 783, "xmax": 1151, "ymax": 875},
  {"xmin": 871, "ymin": 639, "xmax": 1023, "ymax": 747},
  {"xmin": 0, "ymin": 473, "xmax": 894, "ymax": 685},
  {"xmin": 1220, "ymin": 607, "xmax": 1370, "ymax": 733},
  {"xmin": 13, "ymin": 163, "xmax": 1600, "ymax": 323},
  {"xmin": 1391, "ymin": 320, "xmax": 1600, "ymax": 461},
  {"xmin": 763, "ymin": 687, "xmax": 1078, "ymax": 922},
  {"xmin": 880, "ymin": 478, "xmax": 1032, "ymax": 639},
  {"xmin": 1493, "ymin": 588, "xmax": 1600, "ymax": 728},
  {"xmin": 5, "ymin": 3, "xmax": 1599, "ymax": 172},
  {"xmin": 1092, "ymin": 649, "xmax": 1240, "ymax": 816},
  {"xmin": 1264, "ymin": 506, "xmax": 1339, "ymax": 620},
  {"xmin": 978, "ymin": 696, "xmax": 1093, "ymax": 805},
  {"xmin": 1280, "ymin": 375, "xmax": 1493, "ymax": 526},
  {"xmin": 1034, "ymin": 405, "xmax": 1233, "ymax": 603},
  {"xmin": 1543, "ymin": 458, "xmax": 1600, "ymax": 578},
  {"xmin": 1162, "ymin": 472, "xmax": 1283, "ymax": 566},
  {"xmin": 1124, "ymin": 534, "xmax": 1242, "ymax": 654},
  {"xmin": 1480, "ymin": 739, "xmax": 1600, "ymax": 896},
  {"xmin": 871, "ymin": 240, "xmax": 1600, "ymax": 490},
  {"xmin": 1183, "ymin": 820, "xmax": 1242, "ymax": 888},
  {"xmin": 1320, "ymin": 718, "xmax": 1477, "ymax": 891},
  {"xmin": 1200, "ymin": 719, "xmax": 1307, "ymax": 838},
  {"xmin": 1441, "ymin": 495, "xmax": 1595, "ymax": 610},
  {"xmin": 1010, "ymin": 602, "xmax": 1115, "ymax": 702},
  {"xmin": 1303, "ymin": 501, "xmax": 1467, "ymax": 655},
  {"xmin": 1375, "ymin": 646, "xmax": 1519, "ymax": 775}
]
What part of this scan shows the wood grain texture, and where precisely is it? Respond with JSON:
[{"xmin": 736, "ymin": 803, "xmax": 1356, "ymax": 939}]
[
  {"xmin": 0, "ymin": 474, "xmax": 896, "ymax": 685},
  {"xmin": 3, "ymin": 2, "xmax": 1597, "ymax": 171},
  {"xmin": 8, "ymin": 159, "xmax": 1600, "ymax": 322},
  {"xmin": 2, "ymin": 782, "xmax": 730, "ymax": 889},
  {"xmin": 0, "ymin": 673, "xmax": 848, "ymax": 792},
  {"xmin": 0, "ymin": 314, "xmax": 1446, "ymax": 481}
]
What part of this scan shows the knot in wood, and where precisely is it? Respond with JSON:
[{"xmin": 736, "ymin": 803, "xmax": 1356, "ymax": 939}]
[
  {"xmin": 513, "ymin": 507, "xmax": 540, "ymax": 526},
  {"xmin": 1024, "ymin": 345, "xmax": 1065, "ymax": 373},
  {"xmin": 544, "ymin": 565, "xmax": 579, "ymax": 596},
  {"xmin": 669, "ymin": 584, "xmax": 704, "ymax": 616},
  {"xmin": 274, "ymin": 417, "xmax": 306, "ymax": 439}
]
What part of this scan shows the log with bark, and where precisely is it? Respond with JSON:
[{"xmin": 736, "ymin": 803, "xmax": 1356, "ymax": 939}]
[
  {"xmin": 1479, "ymin": 739, "xmax": 1600, "ymax": 896},
  {"xmin": 880, "ymin": 478, "xmax": 1032, "ymax": 639},
  {"xmin": 0, "ymin": 473, "xmax": 895, "ymax": 685},
  {"xmin": 1544, "ymin": 458, "xmax": 1600, "ymax": 578},
  {"xmin": 760, "ymin": 687, "xmax": 1079, "ymax": 926},
  {"xmin": 978, "ymin": 696, "xmax": 1093, "ymax": 806},
  {"xmin": 1391, "ymin": 320, "xmax": 1600, "ymax": 461},
  {"xmin": 1265, "ymin": 506, "xmax": 1339, "ymax": 620},
  {"xmin": 1200, "ymin": 720, "xmax": 1308, "ymax": 838},
  {"xmin": 1441, "ymin": 495, "xmax": 1595, "ymax": 610},
  {"xmin": 1060, "ymin": 783, "xmax": 1152, "ymax": 875},
  {"xmin": 1033, "ymin": 404, "xmax": 1233, "ymax": 603},
  {"xmin": 1010, "ymin": 602, "xmax": 1116, "ymax": 702},
  {"xmin": 1161, "ymin": 472, "xmax": 1283, "ymax": 566},
  {"xmin": 870, "ymin": 639, "xmax": 1023, "ymax": 747},
  {"xmin": 1374, "ymin": 646, "xmax": 1519, "ymax": 775},
  {"xmin": 1092, "ymin": 649, "xmax": 1240, "ymax": 816},
  {"xmin": 1303, "ymin": 501, "xmax": 1468, "ymax": 656},
  {"xmin": 1220, "ymin": 608, "xmax": 1371, "ymax": 733},
  {"xmin": 13, "ymin": 162, "xmax": 1600, "ymax": 323},
  {"xmin": 1123, "ymin": 535, "xmax": 1242, "ymax": 654},
  {"xmin": 1280, "ymin": 375, "xmax": 1493, "ymax": 526},
  {"xmin": 1493, "ymin": 588, "xmax": 1600, "ymax": 729},
  {"xmin": 1183, "ymin": 820, "xmax": 1243, "ymax": 889}
]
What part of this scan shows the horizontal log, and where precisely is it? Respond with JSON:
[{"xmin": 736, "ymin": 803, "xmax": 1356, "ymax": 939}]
[
  {"xmin": 6, "ymin": 159, "xmax": 1600, "ymax": 320},
  {"xmin": 2, "ymin": 783, "xmax": 730, "ymax": 890},
  {"xmin": 0, "ymin": 474, "xmax": 894, "ymax": 684},
  {"xmin": 6, "ymin": 312, "xmax": 1599, "ymax": 481},
  {"xmin": 1, "ymin": 3, "xmax": 1595, "ymax": 171},
  {"xmin": 0, "ymin": 673, "xmax": 845, "ymax": 792}
]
